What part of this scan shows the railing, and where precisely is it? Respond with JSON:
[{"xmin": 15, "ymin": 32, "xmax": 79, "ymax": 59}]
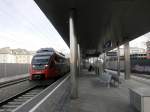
[{"xmin": 14, "ymin": 74, "xmax": 70, "ymax": 112}]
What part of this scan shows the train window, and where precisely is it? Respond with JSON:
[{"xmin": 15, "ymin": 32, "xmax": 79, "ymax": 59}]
[
  {"xmin": 58, "ymin": 57, "xmax": 65, "ymax": 64},
  {"xmin": 54, "ymin": 56, "xmax": 59, "ymax": 64},
  {"xmin": 54, "ymin": 56, "xmax": 66, "ymax": 67},
  {"xmin": 32, "ymin": 56, "xmax": 50, "ymax": 64}
]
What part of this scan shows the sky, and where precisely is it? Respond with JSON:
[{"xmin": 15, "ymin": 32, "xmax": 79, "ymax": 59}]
[{"xmin": 0, "ymin": 0, "xmax": 70, "ymax": 54}]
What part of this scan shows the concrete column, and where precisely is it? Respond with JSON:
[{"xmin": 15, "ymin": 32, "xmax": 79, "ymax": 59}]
[
  {"xmin": 103, "ymin": 53, "xmax": 106, "ymax": 72},
  {"xmin": 117, "ymin": 46, "xmax": 120, "ymax": 76},
  {"xmin": 69, "ymin": 10, "xmax": 78, "ymax": 98},
  {"xmin": 77, "ymin": 44, "xmax": 80, "ymax": 75},
  {"xmin": 95, "ymin": 57, "xmax": 99, "ymax": 75},
  {"xmin": 124, "ymin": 42, "xmax": 130, "ymax": 79}
]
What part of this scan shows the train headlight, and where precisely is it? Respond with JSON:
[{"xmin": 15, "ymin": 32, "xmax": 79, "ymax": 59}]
[
  {"xmin": 32, "ymin": 65, "xmax": 35, "ymax": 68},
  {"xmin": 44, "ymin": 64, "xmax": 48, "ymax": 69}
]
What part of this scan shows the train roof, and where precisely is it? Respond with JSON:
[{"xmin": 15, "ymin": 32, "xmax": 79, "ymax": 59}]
[
  {"xmin": 36, "ymin": 48, "xmax": 66, "ymax": 58},
  {"xmin": 36, "ymin": 48, "xmax": 55, "ymax": 53},
  {"xmin": 35, "ymin": 52, "xmax": 54, "ymax": 56}
]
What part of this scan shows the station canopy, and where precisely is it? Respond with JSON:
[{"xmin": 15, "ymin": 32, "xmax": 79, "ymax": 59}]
[{"xmin": 35, "ymin": 0, "xmax": 150, "ymax": 57}]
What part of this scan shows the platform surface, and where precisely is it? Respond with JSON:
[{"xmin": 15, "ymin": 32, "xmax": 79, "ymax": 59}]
[{"xmin": 69, "ymin": 69, "xmax": 150, "ymax": 112}]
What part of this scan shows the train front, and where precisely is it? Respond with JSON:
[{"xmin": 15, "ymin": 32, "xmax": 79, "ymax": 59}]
[{"xmin": 29, "ymin": 53, "xmax": 51, "ymax": 80}]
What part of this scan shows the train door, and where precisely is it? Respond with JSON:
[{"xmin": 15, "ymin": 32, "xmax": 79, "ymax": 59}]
[
  {"xmin": 59, "ymin": 57, "xmax": 66, "ymax": 75},
  {"xmin": 55, "ymin": 55, "xmax": 67, "ymax": 76},
  {"xmin": 48, "ymin": 54, "xmax": 58, "ymax": 78},
  {"xmin": 52, "ymin": 55, "xmax": 61, "ymax": 76}
]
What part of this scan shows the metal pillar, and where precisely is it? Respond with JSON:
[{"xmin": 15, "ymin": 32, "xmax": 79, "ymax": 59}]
[
  {"xmin": 124, "ymin": 42, "xmax": 130, "ymax": 79},
  {"xmin": 69, "ymin": 10, "xmax": 78, "ymax": 98},
  {"xmin": 77, "ymin": 44, "xmax": 80, "ymax": 75},
  {"xmin": 117, "ymin": 46, "xmax": 120, "ymax": 76}
]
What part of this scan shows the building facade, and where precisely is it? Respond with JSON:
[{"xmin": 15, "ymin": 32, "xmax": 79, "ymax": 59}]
[
  {"xmin": 109, "ymin": 47, "xmax": 146, "ymax": 56},
  {"xmin": 146, "ymin": 41, "xmax": 150, "ymax": 59},
  {"xmin": 0, "ymin": 47, "xmax": 34, "ymax": 63},
  {"xmin": 106, "ymin": 47, "xmax": 146, "ymax": 61}
]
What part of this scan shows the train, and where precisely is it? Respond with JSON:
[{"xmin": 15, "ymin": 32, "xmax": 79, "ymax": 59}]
[
  {"xmin": 29, "ymin": 48, "xmax": 70, "ymax": 80},
  {"xmin": 106, "ymin": 54, "xmax": 150, "ymax": 75}
]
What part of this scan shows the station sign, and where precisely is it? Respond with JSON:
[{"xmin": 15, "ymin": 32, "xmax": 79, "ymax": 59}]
[
  {"xmin": 103, "ymin": 40, "xmax": 112, "ymax": 49},
  {"xmin": 106, "ymin": 51, "xmax": 117, "ymax": 56}
]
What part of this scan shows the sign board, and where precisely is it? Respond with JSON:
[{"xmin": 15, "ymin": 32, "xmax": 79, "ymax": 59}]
[
  {"xmin": 106, "ymin": 52, "xmax": 117, "ymax": 56},
  {"xmin": 103, "ymin": 40, "xmax": 112, "ymax": 49}
]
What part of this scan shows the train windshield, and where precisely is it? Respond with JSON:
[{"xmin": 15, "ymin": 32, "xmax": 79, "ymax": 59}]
[{"xmin": 32, "ymin": 55, "xmax": 51, "ymax": 64}]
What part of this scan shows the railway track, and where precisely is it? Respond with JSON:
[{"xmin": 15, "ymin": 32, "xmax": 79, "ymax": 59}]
[
  {"xmin": 132, "ymin": 73, "xmax": 150, "ymax": 79},
  {"xmin": 106, "ymin": 69, "xmax": 150, "ymax": 79},
  {"xmin": 0, "ymin": 77, "xmax": 29, "ymax": 89},
  {"xmin": 0, "ymin": 86, "xmax": 48, "ymax": 112}
]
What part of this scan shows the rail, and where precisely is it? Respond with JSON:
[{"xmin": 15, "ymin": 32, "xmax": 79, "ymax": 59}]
[
  {"xmin": 14, "ymin": 74, "xmax": 70, "ymax": 112},
  {"xmin": 0, "ymin": 86, "xmax": 46, "ymax": 112}
]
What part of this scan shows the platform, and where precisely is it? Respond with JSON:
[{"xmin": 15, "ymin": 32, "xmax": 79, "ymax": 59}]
[
  {"xmin": 70, "ymin": 69, "xmax": 150, "ymax": 112},
  {"xmin": 0, "ymin": 74, "xmax": 29, "ymax": 85}
]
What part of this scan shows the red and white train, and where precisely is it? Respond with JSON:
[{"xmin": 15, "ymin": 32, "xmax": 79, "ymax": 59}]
[{"xmin": 29, "ymin": 48, "xmax": 69, "ymax": 80}]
